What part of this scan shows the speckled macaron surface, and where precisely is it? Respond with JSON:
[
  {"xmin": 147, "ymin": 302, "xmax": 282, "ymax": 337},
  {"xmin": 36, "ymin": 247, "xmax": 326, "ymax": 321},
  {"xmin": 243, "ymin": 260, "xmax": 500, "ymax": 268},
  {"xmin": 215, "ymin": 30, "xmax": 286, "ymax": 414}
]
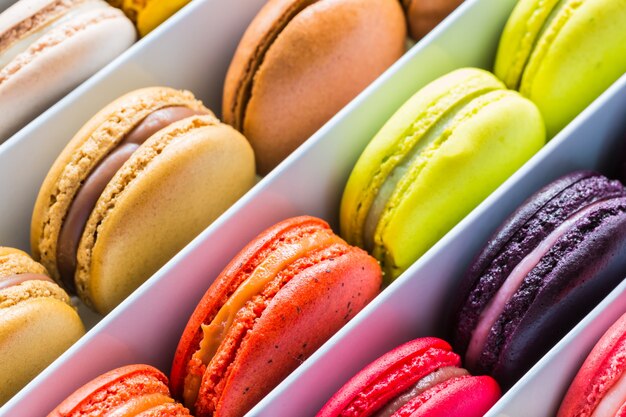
[
  {"xmin": 0, "ymin": 247, "xmax": 84, "ymax": 405},
  {"xmin": 0, "ymin": 0, "xmax": 136, "ymax": 142},
  {"xmin": 32, "ymin": 87, "xmax": 256, "ymax": 314}
]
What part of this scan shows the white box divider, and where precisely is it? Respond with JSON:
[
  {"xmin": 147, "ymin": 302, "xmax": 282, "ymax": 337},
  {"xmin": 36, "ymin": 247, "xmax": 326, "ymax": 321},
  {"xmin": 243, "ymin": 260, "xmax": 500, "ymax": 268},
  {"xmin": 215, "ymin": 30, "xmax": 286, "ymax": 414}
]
[{"xmin": 1, "ymin": 0, "xmax": 625, "ymax": 416}]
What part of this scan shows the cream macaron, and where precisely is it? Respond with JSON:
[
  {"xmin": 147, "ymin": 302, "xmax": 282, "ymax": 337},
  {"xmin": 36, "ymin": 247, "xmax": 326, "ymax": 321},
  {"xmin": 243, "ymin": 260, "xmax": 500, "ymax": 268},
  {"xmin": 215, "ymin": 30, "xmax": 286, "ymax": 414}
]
[
  {"xmin": 0, "ymin": 0, "xmax": 136, "ymax": 142},
  {"xmin": 223, "ymin": 0, "xmax": 407, "ymax": 175},
  {"xmin": 31, "ymin": 87, "xmax": 256, "ymax": 314},
  {"xmin": 0, "ymin": 247, "xmax": 84, "ymax": 405}
]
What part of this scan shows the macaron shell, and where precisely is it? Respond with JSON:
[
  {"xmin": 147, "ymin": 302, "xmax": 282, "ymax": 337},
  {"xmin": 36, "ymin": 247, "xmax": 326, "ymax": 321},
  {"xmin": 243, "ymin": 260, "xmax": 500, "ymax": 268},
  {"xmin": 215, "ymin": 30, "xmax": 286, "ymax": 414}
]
[
  {"xmin": 493, "ymin": 0, "xmax": 559, "ymax": 89},
  {"xmin": 0, "ymin": 6, "xmax": 136, "ymax": 141},
  {"xmin": 31, "ymin": 87, "xmax": 207, "ymax": 284},
  {"xmin": 76, "ymin": 117, "xmax": 255, "ymax": 313},
  {"xmin": 202, "ymin": 250, "xmax": 381, "ymax": 417},
  {"xmin": 376, "ymin": 90, "xmax": 544, "ymax": 278},
  {"xmin": 316, "ymin": 338, "xmax": 455, "ymax": 417},
  {"xmin": 489, "ymin": 199, "xmax": 626, "ymax": 386},
  {"xmin": 398, "ymin": 375, "xmax": 500, "ymax": 417},
  {"xmin": 134, "ymin": 0, "xmax": 191, "ymax": 36},
  {"xmin": 49, "ymin": 364, "xmax": 172, "ymax": 417},
  {"xmin": 169, "ymin": 216, "xmax": 331, "ymax": 399},
  {"xmin": 404, "ymin": 0, "xmax": 463, "ymax": 40},
  {"xmin": 519, "ymin": 0, "xmax": 626, "ymax": 137},
  {"xmin": 134, "ymin": 402, "xmax": 193, "ymax": 417},
  {"xmin": 454, "ymin": 172, "xmax": 625, "ymax": 355},
  {"xmin": 0, "ymin": 246, "xmax": 48, "ymax": 277},
  {"xmin": 0, "ymin": 295, "xmax": 84, "ymax": 404},
  {"xmin": 234, "ymin": 0, "xmax": 406, "ymax": 174},
  {"xmin": 558, "ymin": 313, "xmax": 626, "ymax": 417},
  {"xmin": 340, "ymin": 68, "xmax": 504, "ymax": 249}
]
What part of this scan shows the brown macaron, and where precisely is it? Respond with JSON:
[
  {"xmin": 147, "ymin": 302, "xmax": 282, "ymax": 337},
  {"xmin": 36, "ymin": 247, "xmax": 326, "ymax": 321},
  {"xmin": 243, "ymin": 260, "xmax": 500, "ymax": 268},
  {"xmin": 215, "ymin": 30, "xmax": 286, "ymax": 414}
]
[
  {"xmin": 223, "ymin": 0, "xmax": 407, "ymax": 175},
  {"xmin": 31, "ymin": 87, "xmax": 256, "ymax": 314},
  {"xmin": 402, "ymin": 0, "xmax": 464, "ymax": 40},
  {"xmin": 0, "ymin": 247, "xmax": 84, "ymax": 405}
]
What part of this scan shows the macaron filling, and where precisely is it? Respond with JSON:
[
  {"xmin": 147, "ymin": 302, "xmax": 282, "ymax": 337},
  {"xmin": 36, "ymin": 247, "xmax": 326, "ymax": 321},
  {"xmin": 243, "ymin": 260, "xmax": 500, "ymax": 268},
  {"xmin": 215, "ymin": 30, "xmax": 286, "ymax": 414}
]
[
  {"xmin": 0, "ymin": 273, "xmax": 54, "ymax": 290},
  {"xmin": 0, "ymin": 0, "xmax": 109, "ymax": 70},
  {"xmin": 363, "ymin": 88, "xmax": 507, "ymax": 253},
  {"xmin": 182, "ymin": 228, "xmax": 344, "ymax": 407},
  {"xmin": 465, "ymin": 198, "xmax": 609, "ymax": 368},
  {"xmin": 590, "ymin": 372, "xmax": 626, "ymax": 417},
  {"xmin": 373, "ymin": 366, "xmax": 469, "ymax": 417},
  {"xmin": 56, "ymin": 106, "xmax": 206, "ymax": 291},
  {"xmin": 106, "ymin": 393, "xmax": 174, "ymax": 417},
  {"xmin": 229, "ymin": 0, "xmax": 318, "ymax": 130}
]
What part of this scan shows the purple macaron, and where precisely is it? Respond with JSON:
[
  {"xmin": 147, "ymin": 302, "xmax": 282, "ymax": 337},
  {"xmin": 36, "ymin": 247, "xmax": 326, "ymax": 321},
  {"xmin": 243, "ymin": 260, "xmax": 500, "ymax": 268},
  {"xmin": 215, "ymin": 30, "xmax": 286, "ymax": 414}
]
[{"xmin": 453, "ymin": 171, "xmax": 626, "ymax": 388}]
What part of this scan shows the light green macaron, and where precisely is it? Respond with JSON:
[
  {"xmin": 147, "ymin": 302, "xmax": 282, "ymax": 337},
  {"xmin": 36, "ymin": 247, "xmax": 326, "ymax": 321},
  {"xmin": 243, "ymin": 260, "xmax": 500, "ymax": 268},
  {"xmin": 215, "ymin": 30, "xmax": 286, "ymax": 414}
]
[
  {"xmin": 495, "ymin": 0, "xmax": 626, "ymax": 138},
  {"xmin": 340, "ymin": 68, "xmax": 545, "ymax": 282}
]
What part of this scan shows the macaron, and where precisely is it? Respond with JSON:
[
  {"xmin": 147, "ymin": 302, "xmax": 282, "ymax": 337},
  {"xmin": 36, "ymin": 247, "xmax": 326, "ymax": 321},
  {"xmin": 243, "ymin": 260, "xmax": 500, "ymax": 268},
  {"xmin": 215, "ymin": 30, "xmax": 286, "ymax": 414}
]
[
  {"xmin": 223, "ymin": 0, "xmax": 407, "ymax": 175},
  {"xmin": 0, "ymin": 0, "xmax": 136, "ymax": 142},
  {"xmin": 454, "ymin": 171, "xmax": 626, "ymax": 388},
  {"xmin": 557, "ymin": 312, "xmax": 626, "ymax": 417},
  {"xmin": 170, "ymin": 216, "xmax": 382, "ymax": 417},
  {"xmin": 0, "ymin": 246, "xmax": 84, "ymax": 405},
  {"xmin": 31, "ymin": 87, "xmax": 256, "ymax": 314},
  {"xmin": 48, "ymin": 364, "xmax": 192, "ymax": 416},
  {"xmin": 317, "ymin": 337, "xmax": 501, "ymax": 417},
  {"xmin": 494, "ymin": 0, "xmax": 626, "ymax": 138},
  {"xmin": 107, "ymin": 0, "xmax": 190, "ymax": 36},
  {"xmin": 401, "ymin": 0, "xmax": 464, "ymax": 40},
  {"xmin": 340, "ymin": 67, "xmax": 545, "ymax": 282}
]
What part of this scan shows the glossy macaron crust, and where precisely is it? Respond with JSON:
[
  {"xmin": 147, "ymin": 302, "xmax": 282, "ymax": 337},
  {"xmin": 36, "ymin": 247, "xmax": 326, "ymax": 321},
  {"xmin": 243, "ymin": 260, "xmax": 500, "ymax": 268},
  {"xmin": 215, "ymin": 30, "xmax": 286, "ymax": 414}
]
[
  {"xmin": 317, "ymin": 337, "xmax": 500, "ymax": 417},
  {"xmin": 170, "ymin": 216, "xmax": 382, "ymax": 417},
  {"xmin": 0, "ymin": 247, "xmax": 84, "ymax": 405},
  {"xmin": 401, "ymin": 0, "xmax": 464, "ymax": 40},
  {"xmin": 223, "ymin": 0, "xmax": 406, "ymax": 174},
  {"xmin": 31, "ymin": 87, "xmax": 256, "ymax": 314},
  {"xmin": 495, "ymin": 0, "xmax": 626, "ymax": 137},
  {"xmin": 454, "ymin": 171, "xmax": 626, "ymax": 387},
  {"xmin": 340, "ymin": 68, "xmax": 545, "ymax": 282},
  {"xmin": 108, "ymin": 0, "xmax": 191, "ymax": 36},
  {"xmin": 0, "ymin": 0, "xmax": 135, "ymax": 142},
  {"xmin": 48, "ymin": 364, "xmax": 192, "ymax": 417},
  {"xmin": 558, "ymin": 312, "xmax": 626, "ymax": 417}
]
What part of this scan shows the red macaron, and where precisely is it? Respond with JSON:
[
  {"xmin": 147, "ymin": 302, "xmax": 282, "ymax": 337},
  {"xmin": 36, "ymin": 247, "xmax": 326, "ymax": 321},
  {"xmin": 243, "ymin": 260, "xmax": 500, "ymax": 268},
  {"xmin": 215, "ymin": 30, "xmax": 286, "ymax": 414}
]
[
  {"xmin": 317, "ymin": 337, "xmax": 501, "ymax": 417},
  {"xmin": 558, "ymin": 312, "xmax": 626, "ymax": 417},
  {"xmin": 48, "ymin": 364, "xmax": 191, "ymax": 417},
  {"xmin": 170, "ymin": 216, "xmax": 382, "ymax": 417}
]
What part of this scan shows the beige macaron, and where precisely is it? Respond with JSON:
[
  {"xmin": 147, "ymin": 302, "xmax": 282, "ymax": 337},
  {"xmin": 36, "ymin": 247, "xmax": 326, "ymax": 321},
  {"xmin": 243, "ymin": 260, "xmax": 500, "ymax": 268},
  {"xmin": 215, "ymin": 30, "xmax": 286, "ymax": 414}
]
[
  {"xmin": 223, "ymin": 0, "xmax": 407, "ymax": 175},
  {"xmin": 31, "ymin": 87, "xmax": 256, "ymax": 314},
  {"xmin": 0, "ymin": 247, "xmax": 84, "ymax": 405},
  {"xmin": 0, "ymin": 0, "xmax": 136, "ymax": 142},
  {"xmin": 402, "ymin": 0, "xmax": 464, "ymax": 40}
]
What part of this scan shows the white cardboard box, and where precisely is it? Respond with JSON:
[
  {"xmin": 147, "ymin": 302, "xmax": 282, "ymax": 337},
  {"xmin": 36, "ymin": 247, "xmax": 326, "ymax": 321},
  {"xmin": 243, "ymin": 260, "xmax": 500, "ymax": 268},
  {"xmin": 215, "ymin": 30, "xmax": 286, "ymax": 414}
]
[{"xmin": 1, "ymin": 0, "xmax": 625, "ymax": 415}]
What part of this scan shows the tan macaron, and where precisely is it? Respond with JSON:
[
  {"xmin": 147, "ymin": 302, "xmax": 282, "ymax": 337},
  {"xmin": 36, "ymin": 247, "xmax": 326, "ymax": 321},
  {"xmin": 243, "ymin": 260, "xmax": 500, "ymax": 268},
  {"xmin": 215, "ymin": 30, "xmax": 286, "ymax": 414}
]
[
  {"xmin": 0, "ymin": 0, "xmax": 136, "ymax": 142},
  {"xmin": 223, "ymin": 0, "xmax": 407, "ymax": 175},
  {"xmin": 402, "ymin": 0, "xmax": 464, "ymax": 40},
  {"xmin": 31, "ymin": 87, "xmax": 256, "ymax": 314},
  {"xmin": 0, "ymin": 247, "xmax": 84, "ymax": 405}
]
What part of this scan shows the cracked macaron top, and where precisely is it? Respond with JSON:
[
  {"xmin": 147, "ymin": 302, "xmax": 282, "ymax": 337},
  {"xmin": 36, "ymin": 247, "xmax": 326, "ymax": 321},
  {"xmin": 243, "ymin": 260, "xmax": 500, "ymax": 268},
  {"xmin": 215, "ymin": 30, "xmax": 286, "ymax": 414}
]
[
  {"xmin": 0, "ymin": 246, "xmax": 84, "ymax": 405},
  {"xmin": 494, "ymin": 0, "xmax": 626, "ymax": 137},
  {"xmin": 170, "ymin": 216, "xmax": 382, "ymax": 417},
  {"xmin": 454, "ymin": 171, "xmax": 626, "ymax": 388},
  {"xmin": 316, "ymin": 337, "xmax": 501, "ymax": 417},
  {"xmin": 31, "ymin": 87, "xmax": 256, "ymax": 314},
  {"xmin": 48, "ymin": 364, "xmax": 193, "ymax": 417},
  {"xmin": 340, "ymin": 67, "xmax": 545, "ymax": 282},
  {"xmin": 558, "ymin": 312, "xmax": 626, "ymax": 417},
  {"xmin": 222, "ymin": 0, "xmax": 406, "ymax": 174}
]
